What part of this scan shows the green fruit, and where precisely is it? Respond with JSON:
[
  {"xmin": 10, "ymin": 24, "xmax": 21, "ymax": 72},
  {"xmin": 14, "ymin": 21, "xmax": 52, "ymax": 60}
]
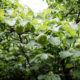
[
  {"xmin": 37, "ymin": 34, "xmax": 47, "ymax": 44},
  {"xmin": 30, "ymin": 25, "xmax": 35, "ymax": 33},
  {"xmin": 16, "ymin": 25, "xmax": 24, "ymax": 34},
  {"xmin": 25, "ymin": 22, "xmax": 35, "ymax": 33},
  {"xmin": 25, "ymin": 22, "xmax": 31, "ymax": 32}
]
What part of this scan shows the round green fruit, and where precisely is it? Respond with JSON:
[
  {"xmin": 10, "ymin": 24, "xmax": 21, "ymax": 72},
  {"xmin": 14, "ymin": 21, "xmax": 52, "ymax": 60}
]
[
  {"xmin": 25, "ymin": 22, "xmax": 35, "ymax": 33},
  {"xmin": 30, "ymin": 25, "xmax": 35, "ymax": 33},
  {"xmin": 37, "ymin": 34, "xmax": 47, "ymax": 44},
  {"xmin": 16, "ymin": 25, "xmax": 24, "ymax": 34},
  {"xmin": 25, "ymin": 23, "xmax": 31, "ymax": 32}
]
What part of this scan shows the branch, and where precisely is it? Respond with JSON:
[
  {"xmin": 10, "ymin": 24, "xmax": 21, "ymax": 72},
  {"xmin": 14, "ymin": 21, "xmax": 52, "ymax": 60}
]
[
  {"xmin": 18, "ymin": 34, "xmax": 31, "ymax": 68},
  {"xmin": 65, "ymin": 9, "xmax": 74, "ymax": 17},
  {"xmin": 20, "ymin": 45, "xmax": 31, "ymax": 68},
  {"xmin": 7, "ymin": 28, "xmax": 39, "ymax": 36},
  {"xmin": 61, "ymin": 59, "xmax": 65, "ymax": 71},
  {"xmin": 61, "ymin": 59, "xmax": 77, "ymax": 72},
  {"xmin": 76, "ymin": 12, "xmax": 80, "ymax": 24},
  {"xmin": 23, "ymin": 31, "xmax": 39, "ymax": 36},
  {"xmin": 65, "ymin": 66, "xmax": 76, "ymax": 72},
  {"xmin": 19, "ymin": 34, "xmax": 22, "ymax": 43}
]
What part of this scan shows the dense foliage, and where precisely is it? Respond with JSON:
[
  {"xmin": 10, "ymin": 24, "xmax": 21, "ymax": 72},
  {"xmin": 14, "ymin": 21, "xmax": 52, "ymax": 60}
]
[{"xmin": 0, "ymin": 0, "xmax": 80, "ymax": 80}]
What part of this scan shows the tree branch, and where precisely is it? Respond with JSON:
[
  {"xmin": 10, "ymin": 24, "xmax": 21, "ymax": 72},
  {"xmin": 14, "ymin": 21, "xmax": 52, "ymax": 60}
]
[
  {"xmin": 20, "ymin": 45, "xmax": 31, "ymax": 68},
  {"xmin": 76, "ymin": 12, "xmax": 80, "ymax": 24},
  {"xmin": 65, "ymin": 9, "xmax": 74, "ymax": 17},
  {"xmin": 8, "ymin": 29, "xmax": 39, "ymax": 36},
  {"xmin": 18, "ymin": 34, "xmax": 31, "ymax": 68},
  {"xmin": 19, "ymin": 34, "xmax": 22, "ymax": 43}
]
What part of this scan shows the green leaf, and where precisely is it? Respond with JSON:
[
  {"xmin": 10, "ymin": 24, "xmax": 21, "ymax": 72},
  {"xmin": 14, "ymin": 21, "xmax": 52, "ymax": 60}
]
[
  {"xmin": 71, "ymin": 69, "xmax": 80, "ymax": 79},
  {"xmin": 62, "ymin": 25, "xmax": 76, "ymax": 37},
  {"xmin": 38, "ymin": 25, "xmax": 48, "ymax": 31},
  {"xmin": 59, "ymin": 51, "xmax": 74, "ymax": 59},
  {"xmin": 43, "ymin": 19, "xmax": 50, "ymax": 25},
  {"xmin": 38, "ymin": 75, "xmax": 45, "ymax": 80},
  {"xmin": 33, "ymin": 19, "xmax": 38, "ymax": 24},
  {"xmin": 42, "ymin": 8, "xmax": 52, "ymax": 17},
  {"xmin": 45, "ymin": 72, "xmax": 61, "ymax": 80},
  {"xmin": 48, "ymin": 36, "xmax": 60, "ymax": 45},
  {"xmin": 0, "ymin": 9, "xmax": 4, "ymax": 21},
  {"xmin": 70, "ymin": 49, "xmax": 80, "ymax": 58}
]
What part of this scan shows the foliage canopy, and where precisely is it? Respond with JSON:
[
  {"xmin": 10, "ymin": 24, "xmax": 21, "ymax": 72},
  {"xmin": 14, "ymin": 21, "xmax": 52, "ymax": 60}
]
[{"xmin": 0, "ymin": 0, "xmax": 80, "ymax": 80}]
